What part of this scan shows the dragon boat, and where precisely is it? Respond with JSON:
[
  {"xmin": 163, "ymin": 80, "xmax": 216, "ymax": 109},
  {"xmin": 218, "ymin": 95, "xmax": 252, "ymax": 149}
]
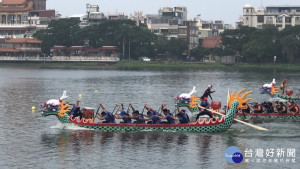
[
  {"xmin": 234, "ymin": 112, "xmax": 300, "ymax": 120},
  {"xmin": 40, "ymin": 89, "xmax": 250, "ymax": 133},
  {"xmin": 175, "ymin": 88, "xmax": 300, "ymax": 121},
  {"xmin": 260, "ymin": 78, "xmax": 300, "ymax": 102}
]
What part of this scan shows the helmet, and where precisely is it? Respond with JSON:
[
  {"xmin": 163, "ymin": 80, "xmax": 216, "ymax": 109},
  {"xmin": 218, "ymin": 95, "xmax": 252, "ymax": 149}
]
[{"xmin": 208, "ymin": 85, "xmax": 213, "ymax": 88}]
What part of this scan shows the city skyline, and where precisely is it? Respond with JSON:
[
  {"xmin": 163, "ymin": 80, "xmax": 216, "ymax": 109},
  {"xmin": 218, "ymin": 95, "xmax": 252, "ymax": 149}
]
[{"xmin": 47, "ymin": 0, "xmax": 299, "ymax": 24}]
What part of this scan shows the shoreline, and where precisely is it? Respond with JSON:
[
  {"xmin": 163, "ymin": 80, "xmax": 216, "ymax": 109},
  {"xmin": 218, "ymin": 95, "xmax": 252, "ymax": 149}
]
[{"xmin": 0, "ymin": 61, "xmax": 299, "ymax": 71}]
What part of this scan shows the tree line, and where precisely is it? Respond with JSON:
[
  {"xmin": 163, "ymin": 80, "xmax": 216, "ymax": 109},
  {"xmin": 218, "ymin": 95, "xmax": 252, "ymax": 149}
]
[
  {"xmin": 34, "ymin": 18, "xmax": 300, "ymax": 63},
  {"xmin": 221, "ymin": 25, "xmax": 300, "ymax": 63},
  {"xmin": 33, "ymin": 18, "xmax": 187, "ymax": 60}
]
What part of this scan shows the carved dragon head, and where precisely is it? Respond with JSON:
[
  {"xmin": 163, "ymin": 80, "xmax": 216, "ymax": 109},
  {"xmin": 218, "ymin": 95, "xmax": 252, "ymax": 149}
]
[
  {"xmin": 175, "ymin": 88, "xmax": 252, "ymax": 111},
  {"xmin": 41, "ymin": 91, "xmax": 72, "ymax": 117},
  {"xmin": 259, "ymin": 79, "xmax": 278, "ymax": 96}
]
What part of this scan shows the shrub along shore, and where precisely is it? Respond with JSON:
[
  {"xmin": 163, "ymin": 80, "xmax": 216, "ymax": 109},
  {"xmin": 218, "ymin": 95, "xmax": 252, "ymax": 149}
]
[{"xmin": 0, "ymin": 60, "xmax": 300, "ymax": 71}]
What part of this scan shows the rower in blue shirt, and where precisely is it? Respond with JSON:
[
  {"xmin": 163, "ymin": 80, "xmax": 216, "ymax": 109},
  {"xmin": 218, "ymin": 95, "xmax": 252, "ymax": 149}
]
[
  {"xmin": 96, "ymin": 103, "xmax": 116, "ymax": 123},
  {"xmin": 156, "ymin": 104, "xmax": 175, "ymax": 124},
  {"xmin": 129, "ymin": 103, "xmax": 146, "ymax": 124},
  {"xmin": 175, "ymin": 107, "xmax": 190, "ymax": 124},
  {"xmin": 115, "ymin": 104, "xmax": 132, "ymax": 123},
  {"xmin": 144, "ymin": 104, "xmax": 161, "ymax": 124}
]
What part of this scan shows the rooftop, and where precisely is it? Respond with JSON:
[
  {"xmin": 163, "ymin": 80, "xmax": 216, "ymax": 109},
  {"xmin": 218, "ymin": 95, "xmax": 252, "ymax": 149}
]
[
  {"xmin": 6, "ymin": 38, "xmax": 42, "ymax": 44},
  {"xmin": 266, "ymin": 5, "xmax": 300, "ymax": 8},
  {"xmin": 0, "ymin": 47, "xmax": 20, "ymax": 52},
  {"xmin": 0, "ymin": 0, "xmax": 26, "ymax": 5},
  {"xmin": 0, "ymin": 1, "xmax": 33, "ymax": 12},
  {"xmin": 202, "ymin": 37, "xmax": 222, "ymax": 49}
]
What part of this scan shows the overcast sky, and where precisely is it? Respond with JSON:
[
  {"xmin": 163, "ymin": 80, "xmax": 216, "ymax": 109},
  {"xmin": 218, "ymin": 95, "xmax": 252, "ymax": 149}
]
[{"xmin": 47, "ymin": 0, "xmax": 299, "ymax": 24}]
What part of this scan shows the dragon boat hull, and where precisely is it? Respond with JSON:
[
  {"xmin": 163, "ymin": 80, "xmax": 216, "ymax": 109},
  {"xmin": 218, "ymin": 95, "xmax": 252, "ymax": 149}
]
[
  {"xmin": 234, "ymin": 112, "xmax": 300, "ymax": 121},
  {"xmin": 66, "ymin": 115, "xmax": 234, "ymax": 132}
]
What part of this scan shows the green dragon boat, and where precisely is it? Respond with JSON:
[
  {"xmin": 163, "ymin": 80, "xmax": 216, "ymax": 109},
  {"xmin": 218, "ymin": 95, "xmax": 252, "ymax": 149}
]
[{"xmin": 41, "ymin": 90, "xmax": 244, "ymax": 133}]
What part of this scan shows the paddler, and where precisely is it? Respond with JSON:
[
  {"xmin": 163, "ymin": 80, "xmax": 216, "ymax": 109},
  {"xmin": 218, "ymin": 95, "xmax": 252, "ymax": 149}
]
[
  {"xmin": 96, "ymin": 103, "xmax": 116, "ymax": 123},
  {"xmin": 202, "ymin": 85, "xmax": 215, "ymax": 101},
  {"xmin": 155, "ymin": 104, "xmax": 175, "ymax": 124},
  {"xmin": 240, "ymin": 103, "xmax": 250, "ymax": 114},
  {"xmin": 175, "ymin": 107, "xmax": 190, "ymax": 124},
  {"xmin": 115, "ymin": 104, "xmax": 132, "ymax": 123},
  {"xmin": 129, "ymin": 103, "xmax": 146, "ymax": 124},
  {"xmin": 287, "ymin": 101, "xmax": 299, "ymax": 114},
  {"xmin": 275, "ymin": 102, "xmax": 287, "ymax": 114},
  {"xmin": 252, "ymin": 102, "xmax": 263, "ymax": 113},
  {"xmin": 144, "ymin": 104, "xmax": 161, "ymax": 124}
]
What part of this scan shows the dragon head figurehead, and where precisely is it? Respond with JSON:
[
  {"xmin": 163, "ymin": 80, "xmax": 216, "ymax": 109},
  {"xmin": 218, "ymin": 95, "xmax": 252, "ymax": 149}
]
[
  {"xmin": 259, "ymin": 79, "xmax": 278, "ymax": 96},
  {"xmin": 175, "ymin": 87, "xmax": 252, "ymax": 112},
  {"xmin": 175, "ymin": 86, "xmax": 200, "ymax": 112},
  {"xmin": 227, "ymin": 89, "xmax": 252, "ymax": 109},
  {"xmin": 41, "ymin": 91, "xmax": 72, "ymax": 119}
]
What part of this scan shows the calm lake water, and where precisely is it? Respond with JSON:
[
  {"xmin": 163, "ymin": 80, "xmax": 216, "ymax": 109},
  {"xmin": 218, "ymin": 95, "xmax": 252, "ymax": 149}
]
[{"xmin": 0, "ymin": 67, "xmax": 299, "ymax": 169}]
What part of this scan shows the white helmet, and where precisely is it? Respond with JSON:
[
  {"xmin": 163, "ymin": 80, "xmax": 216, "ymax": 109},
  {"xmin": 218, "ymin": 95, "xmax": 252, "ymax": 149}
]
[{"xmin": 208, "ymin": 85, "xmax": 213, "ymax": 88}]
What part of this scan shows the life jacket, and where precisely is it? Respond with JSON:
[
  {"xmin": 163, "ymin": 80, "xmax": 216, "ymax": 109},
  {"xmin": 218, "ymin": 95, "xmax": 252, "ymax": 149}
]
[
  {"xmin": 293, "ymin": 104, "xmax": 300, "ymax": 113},
  {"xmin": 203, "ymin": 89, "xmax": 210, "ymax": 97},
  {"xmin": 180, "ymin": 113, "xmax": 190, "ymax": 123},
  {"xmin": 200, "ymin": 100, "xmax": 210, "ymax": 108},
  {"xmin": 122, "ymin": 113, "xmax": 132, "ymax": 123},
  {"xmin": 106, "ymin": 112, "xmax": 115, "ymax": 123},
  {"xmin": 166, "ymin": 113, "xmax": 175, "ymax": 124},
  {"xmin": 136, "ymin": 114, "xmax": 145, "ymax": 124},
  {"xmin": 277, "ymin": 105, "xmax": 287, "ymax": 113}
]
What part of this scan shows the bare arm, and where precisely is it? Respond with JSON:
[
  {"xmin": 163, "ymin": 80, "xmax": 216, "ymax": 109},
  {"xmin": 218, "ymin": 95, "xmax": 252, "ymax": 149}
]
[
  {"xmin": 129, "ymin": 103, "xmax": 136, "ymax": 112},
  {"xmin": 145, "ymin": 104, "xmax": 154, "ymax": 112},
  {"xmin": 99, "ymin": 103, "xmax": 106, "ymax": 112},
  {"xmin": 156, "ymin": 115, "xmax": 166, "ymax": 119},
  {"xmin": 161, "ymin": 104, "xmax": 167, "ymax": 111},
  {"xmin": 96, "ymin": 114, "xmax": 105, "ymax": 120}
]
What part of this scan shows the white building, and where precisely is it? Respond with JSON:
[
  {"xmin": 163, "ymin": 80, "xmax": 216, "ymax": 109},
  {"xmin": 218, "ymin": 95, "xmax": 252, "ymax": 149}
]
[
  {"xmin": 243, "ymin": 4, "xmax": 300, "ymax": 30},
  {"xmin": 86, "ymin": 3, "xmax": 105, "ymax": 21},
  {"xmin": 146, "ymin": 6, "xmax": 188, "ymax": 38}
]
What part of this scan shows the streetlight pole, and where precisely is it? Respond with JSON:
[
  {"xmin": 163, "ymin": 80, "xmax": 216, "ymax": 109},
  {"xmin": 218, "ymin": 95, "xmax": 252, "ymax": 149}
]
[
  {"xmin": 128, "ymin": 34, "xmax": 131, "ymax": 60},
  {"xmin": 122, "ymin": 36, "xmax": 125, "ymax": 60}
]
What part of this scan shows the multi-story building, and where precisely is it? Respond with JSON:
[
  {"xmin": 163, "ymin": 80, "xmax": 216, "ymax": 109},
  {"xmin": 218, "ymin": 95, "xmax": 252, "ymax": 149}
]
[
  {"xmin": 195, "ymin": 18, "xmax": 230, "ymax": 41},
  {"xmin": 0, "ymin": 37, "xmax": 42, "ymax": 57},
  {"xmin": 31, "ymin": 0, "xmax": 46, "ymax": 10},
  {"xmin": 86, "ymin": 3, "xmax": 105, "ymax": 22},
  {"xmin": 107, "ymin": 12, "xmax": 128, "ymax": 20},
  {"xmin": 146, "ymin": 7, "xmax": 199, "ymax": 54},
  {"xmin": 146, "ymin": 6, "xmax": 188, "ymax": 38},
  {"xmin": 0, "ymin": 0, "xmax": 57, "ymax": 38},
  {"xmin": 243, "ymin": 4, "xmax": 300, "ymax": 30},
  {"xmin": 130, "ymin": 11, "xmax": 145, "ymax": 26}
]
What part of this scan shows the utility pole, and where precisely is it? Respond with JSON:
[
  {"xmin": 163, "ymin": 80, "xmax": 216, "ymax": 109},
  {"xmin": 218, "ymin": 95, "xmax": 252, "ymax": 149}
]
[
  {"xmin": 128, "ymin": 35, "xmax": 130, "ymax": 60},
  {"xmin": 122, "ymin": 36, "xmax": 125, "ymax": 60}
]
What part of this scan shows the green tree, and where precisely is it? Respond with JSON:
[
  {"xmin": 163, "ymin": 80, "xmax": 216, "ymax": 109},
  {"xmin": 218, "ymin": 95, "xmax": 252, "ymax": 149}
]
[
  {"xmin": 279, "ymin": 26, "xmax": 300, "ymax": 63},
  {"xmin": 221, "ymin": 26, "xmax": 257, "ymax": 56},
  {"xmin": 33, "ymin": 18, "xmax": 83, "ymax": 54},
  {"xmin": 190, "ymin": 45, "xmax": 209, "ymax": 61},
  {"xmin": 243, "ymin": 25, "xmax": 279, "ymax": 63},
  {"xmin": 166, "ymin": 38, "xmax": 187, "ymax": 60}
]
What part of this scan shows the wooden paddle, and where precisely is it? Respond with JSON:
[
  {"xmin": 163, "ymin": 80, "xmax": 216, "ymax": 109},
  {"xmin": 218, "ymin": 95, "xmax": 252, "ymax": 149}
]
[{"xmin": 198, "ymin": 105, "xmax": 268, "ymax": 131}]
